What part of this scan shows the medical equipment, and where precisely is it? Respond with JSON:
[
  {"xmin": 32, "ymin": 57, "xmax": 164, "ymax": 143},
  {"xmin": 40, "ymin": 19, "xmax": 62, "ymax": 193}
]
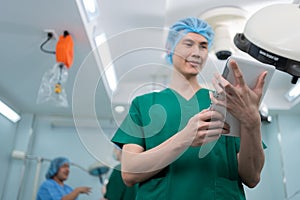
[
  {"xmin": 234, "ymin": 3, "xmax": 300, "ymax": 84},
  {"xmin": 88, "ymin": 162, "xmax": 110, "ymax": 184},
  {"xmin": 200, "ymin": 7, "xmax": 247, "ymax": 60},
  {"xmin": 37, "ymin": 31, "xmax": 74, "ymax": 107}
]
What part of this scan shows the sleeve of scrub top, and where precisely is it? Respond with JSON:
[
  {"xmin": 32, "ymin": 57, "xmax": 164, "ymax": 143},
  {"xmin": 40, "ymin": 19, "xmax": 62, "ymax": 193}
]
[{"xmin": 111, "ymin": 97, "xmax": 145, "ymax": 148}]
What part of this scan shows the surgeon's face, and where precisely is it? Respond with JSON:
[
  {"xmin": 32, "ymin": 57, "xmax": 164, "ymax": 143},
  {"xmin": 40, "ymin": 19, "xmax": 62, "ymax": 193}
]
[
  {"xmin": 172, "ymin": 32, "xmax": 208, "ymax": 78},
  {"xmin": 55, "ymin": 163, "xmax": 70, "ymax": 182}
]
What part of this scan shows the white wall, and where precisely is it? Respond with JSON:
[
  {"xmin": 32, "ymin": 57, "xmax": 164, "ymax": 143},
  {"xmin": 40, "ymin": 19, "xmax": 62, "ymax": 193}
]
[
  {"xmin": 0, "ymin": 114, "xmax": 18, "ymax": 199},
  {"xmin": 245, "ymin": 115, "xmax": 285, "ymax": 200},
  {"xmin": 245, "ymin": 113, "xmax": 300, "ymax": 200},
  {"xmin": 2, "ymin": 114, "xmax": 116, "ymax": 200},
  {"xmin": 278, "ymin": 114, "xmax": 300, "ymax": 200}
]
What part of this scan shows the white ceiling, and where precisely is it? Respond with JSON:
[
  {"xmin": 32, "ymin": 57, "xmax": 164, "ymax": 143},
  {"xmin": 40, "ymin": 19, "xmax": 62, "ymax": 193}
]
[{"xmin": 0, "ymin": 0, "xmax": 299, "ymax": 126}]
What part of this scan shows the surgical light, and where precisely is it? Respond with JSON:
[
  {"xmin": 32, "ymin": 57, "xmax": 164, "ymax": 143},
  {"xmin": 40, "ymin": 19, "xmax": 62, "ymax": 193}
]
[
  {"xmin": 0, "ymin": 100, "xmax": 21, "ymax": 123},
  {"xmin": 234, "ymin": 4, "xmax": 300, "ymax": 84}
]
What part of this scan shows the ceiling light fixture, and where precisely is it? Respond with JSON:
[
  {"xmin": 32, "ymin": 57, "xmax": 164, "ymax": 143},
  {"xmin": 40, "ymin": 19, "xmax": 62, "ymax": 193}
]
[
  {"xmin": 285, "ymin": 81, "xmax": 300, "ymax": 102},
  {"xmin": 0, "ymin": 100, "xmax": 21, "ymax": 123},
  {"xmin": 94, "ymin": 33, "xmax": 117, "ymax": 92},
  {"xmin": 114, "ymin": 105, "xmax": 125, "ymax": 113},
  {"xmin": 82, "ymin": 0, "xmax": 99, "ymax": 22}
]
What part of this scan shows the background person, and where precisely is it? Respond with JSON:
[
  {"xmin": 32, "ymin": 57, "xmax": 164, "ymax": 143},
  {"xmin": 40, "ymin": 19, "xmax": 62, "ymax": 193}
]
[
  {"xmin": 101, "ymin": 147, "xmax": 137, "ymax": 200},
  {"xmin": 36, "ymin": 157, "xmax": 91, "ymax": 200}
]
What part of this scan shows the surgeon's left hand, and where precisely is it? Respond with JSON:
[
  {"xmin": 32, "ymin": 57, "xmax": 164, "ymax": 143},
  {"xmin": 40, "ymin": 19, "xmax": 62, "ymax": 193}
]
[{"xmin": 211, "ymin": 59, "xmax": 267, "ymax": 128}]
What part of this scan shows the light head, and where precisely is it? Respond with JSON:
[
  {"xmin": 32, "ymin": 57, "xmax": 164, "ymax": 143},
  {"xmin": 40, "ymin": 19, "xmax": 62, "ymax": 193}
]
[{"xmin": 234, "ymin": 4, "xmax": 300, "ymax": 84}]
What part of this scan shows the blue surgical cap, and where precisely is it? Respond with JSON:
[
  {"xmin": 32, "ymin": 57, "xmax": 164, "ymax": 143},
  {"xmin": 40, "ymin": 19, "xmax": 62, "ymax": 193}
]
[
  {"xmin": 166, "ymin": 17, "xmax": 214, "ymax": 64},
  {"xmin": 45, "ymin": 157, "xmax": 70, "ymax": 179}
]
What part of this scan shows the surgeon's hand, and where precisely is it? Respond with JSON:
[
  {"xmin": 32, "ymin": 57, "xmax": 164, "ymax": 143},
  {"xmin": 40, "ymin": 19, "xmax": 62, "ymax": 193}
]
[
  {"xmin": 183, "ymin": 108, "xmax": 230, "ymax": 147},
  {"xmin": 211, "ymin": 59, "xmax": 267, "ymax": 128}
]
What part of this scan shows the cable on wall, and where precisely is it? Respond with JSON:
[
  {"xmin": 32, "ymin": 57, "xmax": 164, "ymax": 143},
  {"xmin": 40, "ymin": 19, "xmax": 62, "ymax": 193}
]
[{"xmin": 40, "ymin": 32, "xmax": 56, "ymax": 55}]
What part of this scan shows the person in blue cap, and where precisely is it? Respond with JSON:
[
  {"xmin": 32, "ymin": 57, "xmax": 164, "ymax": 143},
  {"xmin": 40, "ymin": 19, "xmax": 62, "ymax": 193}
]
[
  {"xmin": 111, "ymin": 17, "xmax": 267, "ymax": 199},
  {"xmin": 36, "ymin": 157, "xmax": 91, "ymax": 200}
]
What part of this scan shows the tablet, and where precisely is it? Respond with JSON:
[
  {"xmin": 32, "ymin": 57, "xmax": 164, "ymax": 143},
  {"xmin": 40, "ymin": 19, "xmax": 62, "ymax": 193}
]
[{"xmin": 214, "ymin": 55, "xmax": 276, "ymax": 137}]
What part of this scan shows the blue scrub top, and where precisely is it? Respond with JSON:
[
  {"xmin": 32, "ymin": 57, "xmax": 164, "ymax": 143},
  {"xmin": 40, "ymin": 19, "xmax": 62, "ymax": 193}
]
[{"xmin": 36, "ymin": 179, "xmax": 76, "ymax": 200}]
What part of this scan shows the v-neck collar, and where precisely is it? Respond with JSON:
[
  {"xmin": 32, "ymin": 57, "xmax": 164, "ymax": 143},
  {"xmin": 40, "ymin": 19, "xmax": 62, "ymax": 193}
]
[{"xmin": 167, "ymin": 88, "xmax": 206, "ymax": 102}]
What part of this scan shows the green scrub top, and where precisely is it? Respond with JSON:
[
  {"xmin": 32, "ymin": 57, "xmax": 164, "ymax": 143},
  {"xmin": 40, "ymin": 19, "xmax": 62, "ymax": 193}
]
[
  {"xmin": 104, "ymin": 164, "xmax": 137, "ymax": 200},
  {"xmin": 111, "ymin": 88, "xmax": 245, "ymax": 200}
]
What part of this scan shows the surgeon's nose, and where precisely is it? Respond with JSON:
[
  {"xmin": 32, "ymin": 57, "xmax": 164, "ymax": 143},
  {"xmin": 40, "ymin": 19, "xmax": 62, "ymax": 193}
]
[
  {"xmin": 191, "ymin": 50, "xmax": 201, "ymax": 59},
  {"xmin": 191, "ymin": 46, "xmax": 201, "ymax": 58}
]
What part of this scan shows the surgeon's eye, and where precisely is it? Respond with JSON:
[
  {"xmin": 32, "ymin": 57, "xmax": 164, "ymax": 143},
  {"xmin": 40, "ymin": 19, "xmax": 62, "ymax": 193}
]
[
  {"xmin": 200, "ymin": 44, "xmax": 208, "ymax": 50},
  {"xmin": 183, "ymin": 42, "xmax": 194, "ymax": 48},
  {"xmin": 199, "ymin": 42, "xmax": 208, "ymax": 50}
]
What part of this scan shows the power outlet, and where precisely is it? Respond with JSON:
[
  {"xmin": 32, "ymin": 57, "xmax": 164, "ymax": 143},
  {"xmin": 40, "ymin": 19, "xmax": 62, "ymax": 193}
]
[{"xmin": 43, "ymin": 29, "xmax": 58, "ymax": 40}]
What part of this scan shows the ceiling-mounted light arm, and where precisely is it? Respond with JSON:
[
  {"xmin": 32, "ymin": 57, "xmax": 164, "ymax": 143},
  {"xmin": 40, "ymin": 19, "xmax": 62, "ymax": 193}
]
[
  {"xmin": 40, "ymin": 32, "xmax": 56, "ymax": 55},
  {"xmin": 200, "ymin": 7, "xmax": 247, "ymax": 60}
]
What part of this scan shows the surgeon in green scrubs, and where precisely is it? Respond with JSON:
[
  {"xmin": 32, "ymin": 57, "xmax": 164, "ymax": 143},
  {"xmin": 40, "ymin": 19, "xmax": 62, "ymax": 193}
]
[{"xmin": 111, "ymin": 17, "xmax": 267, "ymax": 200}]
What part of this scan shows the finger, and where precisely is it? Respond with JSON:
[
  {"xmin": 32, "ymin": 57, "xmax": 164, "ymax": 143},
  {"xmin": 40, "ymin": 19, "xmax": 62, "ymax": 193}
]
[
  {"xmin": 210, "ymin": 111, "xmax": 226, "ymax": 121},
  {"xmin": 214, "ymin": 73, "xmax": 230, "ymax": 90},
  {"xmin": 199, "ymin": 110, "xmax": 225, "ymax": 122},
  {"xmin": 210, "ymin": 121, "xmax": 230, "ymax": 134},
  {"xmin": 198, "ymin": 134, "xmax": 219, "ymax": 145},
  {"xmin": 205, "ymin": 134, "xmax": 220, "ymax": 144},
  {"xmin": 202, "ymin": 128, "xmax": 228, "ymax": 139},
  {"xmin": 199, "ymin": 120, "xmax": 227, "ymax": 133},
  {"xmin": 229, "ymin": 59, "xmax": 246, "ymax": 87},
  {"xmin": 209, "ymin": 93, "xmax": 227, "ymax": 110},
  {"xmin": 223, "ymin": 122, "xmax": 230, "ymax": 132},
  {"xmin": 200, "ymin": 107, "xmax": 211, "ymax": 113},
  {"xmin": 213, "ymin": 73, "xmax": 233, "ymax": 101},
  {"xmin": 254, "ymin": 71, "xmax": 267, "ymax": 91},
  {"xmin": 212, "ymin": 74, "xmax": 225, "ymax": 94},
  {"xmin": 209, "ymin": 92, "xmax": 216, "ymax": 103},
  {"xmin": 198, "ymin": 129, "xmax": 221, "ymax": 140}
]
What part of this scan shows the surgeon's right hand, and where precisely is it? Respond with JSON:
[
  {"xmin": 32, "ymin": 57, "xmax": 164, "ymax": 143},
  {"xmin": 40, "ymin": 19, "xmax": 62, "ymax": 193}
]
[{"xmin": 183, "ymin": 108, "xmax": 230, "ymax": 147}]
